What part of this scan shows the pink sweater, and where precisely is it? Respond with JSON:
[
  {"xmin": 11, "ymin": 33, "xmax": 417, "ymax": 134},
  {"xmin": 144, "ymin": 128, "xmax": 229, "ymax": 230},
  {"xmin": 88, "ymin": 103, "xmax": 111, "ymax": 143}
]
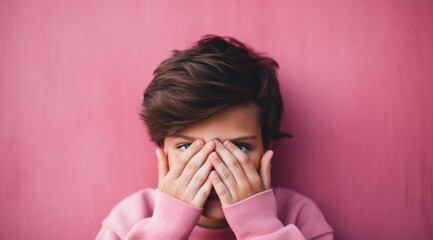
[{"xmin": 96, "ymin": 188, "xmax": 333, "ymax": 240}]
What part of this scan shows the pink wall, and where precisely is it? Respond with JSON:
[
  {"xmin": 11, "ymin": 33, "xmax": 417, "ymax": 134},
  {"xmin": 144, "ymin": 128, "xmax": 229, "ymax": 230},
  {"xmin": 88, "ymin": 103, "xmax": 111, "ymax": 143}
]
[{"xmin": 1, "ymin": 0, "xmax": 432, "ymax": 239}]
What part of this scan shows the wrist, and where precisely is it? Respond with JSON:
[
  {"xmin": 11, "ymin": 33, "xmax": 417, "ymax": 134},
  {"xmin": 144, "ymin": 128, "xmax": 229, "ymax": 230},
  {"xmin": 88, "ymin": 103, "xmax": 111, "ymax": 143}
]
[
  {"xmin": 222, "ymin": 189, "xmax": 284, "ymax": 238},
  {"xmin": 152, "ymin": 190, "xmax": 203, "ymax": 235}
]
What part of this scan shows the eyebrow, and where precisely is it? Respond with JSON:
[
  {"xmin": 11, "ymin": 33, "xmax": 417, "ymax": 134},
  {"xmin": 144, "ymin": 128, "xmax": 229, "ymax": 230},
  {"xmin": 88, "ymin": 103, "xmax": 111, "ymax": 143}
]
[
  {"xmin": 229, "ymin": 136, "xmax": 257, "ymax": 142},
  {"xmin": 172, "ymin": 135, "xmax": 197, "ymax": 141},
  {"xmin": 172, "ymin": 134, "xmax": 257, "ymax": 142}
]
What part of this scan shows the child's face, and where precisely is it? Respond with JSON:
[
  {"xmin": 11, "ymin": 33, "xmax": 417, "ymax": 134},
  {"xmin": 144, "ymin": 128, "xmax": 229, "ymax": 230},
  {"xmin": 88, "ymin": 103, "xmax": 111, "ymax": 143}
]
[{"xmin": 163, "ymin": 103, "xmax": 265, "ymax": 228}]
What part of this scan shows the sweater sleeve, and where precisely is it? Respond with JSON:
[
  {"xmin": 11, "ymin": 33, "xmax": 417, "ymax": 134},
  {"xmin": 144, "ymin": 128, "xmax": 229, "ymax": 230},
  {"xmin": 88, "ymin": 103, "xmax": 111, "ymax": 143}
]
[
  {"xmin": 96, "ymin": 227, "xmax": 121, "ymax": 240},
  {"xmin": 222, "ymin": 189, "xmax": 307, "ymax": 240},
  {"xmin": 97, "ymin": 190, "xmax": 203, "ymax": 240}
]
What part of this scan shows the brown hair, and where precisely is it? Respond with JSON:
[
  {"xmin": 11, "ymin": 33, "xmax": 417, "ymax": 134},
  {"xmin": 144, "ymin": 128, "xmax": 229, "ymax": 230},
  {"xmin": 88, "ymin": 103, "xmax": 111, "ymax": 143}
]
[{"xmin": 140, "ymin": 35, "xmax": 291, "ymax": 148}]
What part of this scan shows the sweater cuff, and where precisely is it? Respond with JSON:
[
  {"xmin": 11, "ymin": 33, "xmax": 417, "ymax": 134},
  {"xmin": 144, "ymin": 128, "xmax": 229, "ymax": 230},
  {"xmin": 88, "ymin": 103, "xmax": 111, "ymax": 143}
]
[
  {"xmin": 151, "ymin": 190, "xmax": 202, "ymax": 237},
  {"xmin": 222, "ymin": 189, "xmax": 284, "ymax": 239}
]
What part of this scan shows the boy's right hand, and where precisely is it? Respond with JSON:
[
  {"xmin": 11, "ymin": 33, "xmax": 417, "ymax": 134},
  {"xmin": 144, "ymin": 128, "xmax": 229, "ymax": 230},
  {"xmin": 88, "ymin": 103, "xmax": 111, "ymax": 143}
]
[{"xmin": 156, "ymin": 140, "xmax": 215, "ymax": 208}]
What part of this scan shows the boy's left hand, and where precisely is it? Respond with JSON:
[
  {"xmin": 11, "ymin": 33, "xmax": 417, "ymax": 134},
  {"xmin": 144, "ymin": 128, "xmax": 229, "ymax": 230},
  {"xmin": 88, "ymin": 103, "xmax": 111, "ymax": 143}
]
[{"xmin": 209, "ymin": 139, "xmax": 274, "ymax": 207}]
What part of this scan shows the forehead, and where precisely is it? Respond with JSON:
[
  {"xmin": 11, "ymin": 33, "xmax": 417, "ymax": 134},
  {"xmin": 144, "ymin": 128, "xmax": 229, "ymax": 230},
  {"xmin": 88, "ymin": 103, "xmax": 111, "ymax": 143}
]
[{"xmin": 169, "ymin": 103, "xmax": 261, "ymax": 142}]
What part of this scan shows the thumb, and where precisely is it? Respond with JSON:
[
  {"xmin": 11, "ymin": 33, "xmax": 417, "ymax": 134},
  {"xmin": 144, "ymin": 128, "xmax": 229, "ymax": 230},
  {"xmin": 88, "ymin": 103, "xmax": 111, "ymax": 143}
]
[
  {"xmin": 156, "ymin": 148, "xmax": 169, "ymax": 189},
  {"xmin": 260, "ymin": 150, "xmax": 273, "ymax": 190}
]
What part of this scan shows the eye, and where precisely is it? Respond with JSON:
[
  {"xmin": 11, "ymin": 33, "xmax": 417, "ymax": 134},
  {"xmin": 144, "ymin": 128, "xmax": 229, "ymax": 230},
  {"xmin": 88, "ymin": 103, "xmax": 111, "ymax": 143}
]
[
  {"xmin": 177, "ymin": 143, "xmax": 191, "ymax": 151},
  {"xmin": 235, "ymin": 143, "xmax": 250, "ymax": 152}
]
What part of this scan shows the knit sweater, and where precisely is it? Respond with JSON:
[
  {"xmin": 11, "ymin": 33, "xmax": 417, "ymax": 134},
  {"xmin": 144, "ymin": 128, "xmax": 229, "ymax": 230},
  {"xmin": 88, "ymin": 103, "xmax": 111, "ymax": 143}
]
[{"xmin": 96, "ymin": 188, "xmax": 333, "ymax": 240}]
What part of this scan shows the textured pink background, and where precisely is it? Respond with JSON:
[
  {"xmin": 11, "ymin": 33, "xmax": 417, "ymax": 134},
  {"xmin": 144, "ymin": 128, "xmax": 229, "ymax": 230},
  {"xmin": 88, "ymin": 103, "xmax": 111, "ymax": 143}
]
[{"xmin": 1, "ymin": 1, "xmax": 432, "ymax": 239}]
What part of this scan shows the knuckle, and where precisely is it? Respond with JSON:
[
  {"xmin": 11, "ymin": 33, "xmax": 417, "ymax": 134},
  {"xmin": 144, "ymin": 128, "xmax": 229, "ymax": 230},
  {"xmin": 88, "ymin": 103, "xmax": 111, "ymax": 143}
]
[
  {"xmin": 193, "ymin": 174, "xmax": 205, "ymax": 183},
  {"xmin": 221, "ymin": 170, "xmax": 231, "ymax": 179},
  {"xmin": 227, "ymin": 159, "xmax": 238, "ymax": 168},
  {"xmin": 187, "ymin": 161, "xmax": 198, "ymax": 171},
  {"xmin": 217, "ymin": 186, "xmax": 228, "ymax": 196},
  {"xmin": 237, "ymin": 179, "xmax": 248, "ymax": 188},
  {"xmin": 174, "ymin": 188, "xmax": 183, "ymax": 198},
  {"xmin": 251, "ymin": 178, "xmax": 262, "ymax": 188}
]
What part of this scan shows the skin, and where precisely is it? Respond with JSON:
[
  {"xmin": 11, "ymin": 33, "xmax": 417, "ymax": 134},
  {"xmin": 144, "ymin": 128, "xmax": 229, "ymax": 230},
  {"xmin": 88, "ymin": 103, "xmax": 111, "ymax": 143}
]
[{"xmin": 156, "ymin": 103, "xmax": 274, "ymax": 229}]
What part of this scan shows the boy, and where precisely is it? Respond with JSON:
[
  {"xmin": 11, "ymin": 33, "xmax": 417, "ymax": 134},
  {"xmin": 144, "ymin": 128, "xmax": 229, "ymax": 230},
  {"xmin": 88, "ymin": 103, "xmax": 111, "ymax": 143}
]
[{"xmin": 96, "ymin": 35, "xmax": 333, "ymax": 239}]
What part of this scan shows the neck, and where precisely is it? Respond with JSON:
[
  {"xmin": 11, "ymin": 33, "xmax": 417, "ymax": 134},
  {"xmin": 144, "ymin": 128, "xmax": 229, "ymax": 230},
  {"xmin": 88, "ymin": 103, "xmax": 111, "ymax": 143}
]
[{"xmin": 198, "ymin": 215, "xmax": 229, "ymax": 229}]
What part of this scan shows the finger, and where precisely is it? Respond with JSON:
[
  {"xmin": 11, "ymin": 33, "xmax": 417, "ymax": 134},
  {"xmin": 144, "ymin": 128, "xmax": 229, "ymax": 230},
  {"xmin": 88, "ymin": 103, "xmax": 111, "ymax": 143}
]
[
  {"xmin": 191, "ymin": 179, "xmax": 213, "ymax": 208},
  {"xmin": 209, "ymin": 151, "xmax": 238, "ymax": 193},
  {"xmin": 179, "ymin": 140, "xmax": 215, "ymax": 182},
  {"xmin": 260, "ymin": 150, "xmax": 273, "ymax": 190},
  {"xmin": 185, "ymin": 159, "xmax": 213, "ymax": 194},
  {"xmin": 212, "ymin": 139, "xmax": 247, "ymax": 185},
  {"xmin": 168, "ymin": 139, "xmax": 204, "ymax": 178},
  {"xmin": 223, "ymin": 140, "xmax": 261, "ymax": 183},
  {"xmin": 156, "ymin": 148, "xmax": 169, "ymax": 189},
  {"xmin": 209, "ymin": 170, "xmax": 232, "ymax": 206}
]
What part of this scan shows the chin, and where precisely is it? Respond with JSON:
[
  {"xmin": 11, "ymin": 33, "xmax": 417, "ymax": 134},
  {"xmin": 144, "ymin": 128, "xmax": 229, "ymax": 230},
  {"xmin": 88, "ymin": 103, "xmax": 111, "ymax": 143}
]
[
  {"xmin": 199, "ymin": 203, "xmax": 228, "ymax": 229},
  {"xmin": 202, "ymin": 201, "xmax": 226, "ymax": 220}
]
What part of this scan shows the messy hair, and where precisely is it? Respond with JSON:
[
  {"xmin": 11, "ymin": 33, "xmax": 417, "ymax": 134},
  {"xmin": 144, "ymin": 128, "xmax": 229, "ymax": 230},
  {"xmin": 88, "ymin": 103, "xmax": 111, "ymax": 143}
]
[{"xmin": 140, "ymin": 35, "xmax": 291, "ymax": 147}]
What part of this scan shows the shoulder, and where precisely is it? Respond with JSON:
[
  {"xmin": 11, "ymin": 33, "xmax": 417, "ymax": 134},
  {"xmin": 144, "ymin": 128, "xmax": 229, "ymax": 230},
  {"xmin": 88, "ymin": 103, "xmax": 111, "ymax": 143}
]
[
  {"xmin": 273, "ymin": 187, "xmax": 334, "ymax": 239},
  {"xmin": 101, "ymin": 188, "xmax": 156, "ymax": 237}
]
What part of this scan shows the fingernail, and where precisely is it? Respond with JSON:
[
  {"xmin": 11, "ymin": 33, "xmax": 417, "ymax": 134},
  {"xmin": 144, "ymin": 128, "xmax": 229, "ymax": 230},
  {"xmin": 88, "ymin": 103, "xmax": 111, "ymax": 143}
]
[
  {"xmin": 207, "ymin": 140, "xmax": 215, "ymax": 148},
  {"xmin": 268, "ymin": 150, "xmax": 274, "ymax": 158},
  {"xmin": 195, "ymin": 139, "xmax": 204, "ymax": 147}
]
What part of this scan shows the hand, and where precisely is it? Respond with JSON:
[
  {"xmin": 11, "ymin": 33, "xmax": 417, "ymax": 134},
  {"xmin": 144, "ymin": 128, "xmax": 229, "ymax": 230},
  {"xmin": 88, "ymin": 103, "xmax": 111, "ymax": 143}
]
[
  {"xmin": 156, "ymin": 140, "xmax": 215, "ymax": 208},
  {"xmin": 209, "ymin": 139, "xmax": 273, "ymax": 206}
]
